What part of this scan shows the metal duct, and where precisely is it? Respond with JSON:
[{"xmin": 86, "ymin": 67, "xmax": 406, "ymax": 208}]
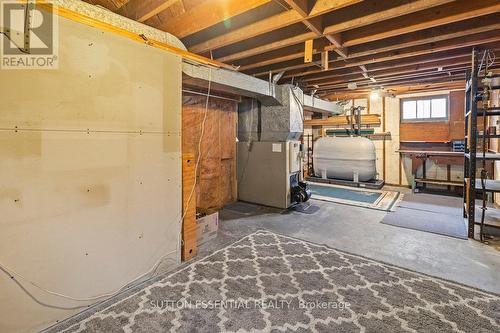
[{"xmin": 182, "ymin": 63, "xmax": 343, "ymax": 114}]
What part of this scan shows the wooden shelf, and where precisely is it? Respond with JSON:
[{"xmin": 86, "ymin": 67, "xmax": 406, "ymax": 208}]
[
  {"xmin": 415, "ymin": 179, "xmax": 463, "ymax": 187},
  {"xmin": 304, "ymin": 114, "xmax": 381, "ymax": 127}
]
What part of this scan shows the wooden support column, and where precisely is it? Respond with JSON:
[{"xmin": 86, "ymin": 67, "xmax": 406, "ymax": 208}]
[
  {"xmin": 382, "ymin": 97, "xmax": 387, "ymax": 181},
  {"xmin": 304, "ymin": 39, "xmax": 314, "ymax": 63},
  {"xmin": 182, "ymin": 153, "xmax": 197, "ymax": 261}
]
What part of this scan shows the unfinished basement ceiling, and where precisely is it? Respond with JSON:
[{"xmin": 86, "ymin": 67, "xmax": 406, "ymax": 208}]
[{"xmin": 87, "ymin": 0, "xmax": 500, "ymax": 98}]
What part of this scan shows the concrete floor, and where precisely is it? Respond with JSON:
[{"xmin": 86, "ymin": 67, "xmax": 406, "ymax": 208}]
[{"xmin": 200, "ymin": 188, "xmax": 500, "ymax": 295}]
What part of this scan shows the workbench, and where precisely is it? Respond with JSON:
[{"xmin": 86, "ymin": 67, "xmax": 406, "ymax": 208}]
[{"xmin": 397, "ymin": 150, "xmax": 464, "ymax": 193}]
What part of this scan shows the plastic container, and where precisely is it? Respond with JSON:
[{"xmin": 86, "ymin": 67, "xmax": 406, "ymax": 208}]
[{"xmin": 313, "ymin": 136, "xmax": 376, "ymax": 181}]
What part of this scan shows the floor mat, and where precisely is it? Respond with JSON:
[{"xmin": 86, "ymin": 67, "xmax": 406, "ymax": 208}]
[
  {"xmin": 48, "ymin": 231, "xmax": 500, "ymax": 333},
  {"xmin": 309, "ymin": 183, "xmax": 402, "ymax": 211},
  {"xmin": 382, "ymin": 194, "xmax": 467, "ymax": 239},
  {"xmin": 398, "ymin": 193, "xmax": 462, "ymax": 217}
]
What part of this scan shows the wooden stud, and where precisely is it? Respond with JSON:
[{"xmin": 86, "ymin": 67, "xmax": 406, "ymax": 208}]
[
  {"xmin": 304, "ymin": 39, "xmax": 314, "ymax": 63},
  {"xmin": 321, "ymin": 50, "xmax": 329, "ymax": 71},
  {"xmin": 382, "ymin": 97, "xmax": 387, "ymax": 181},
  {"xmin": 182, "ymin": 153, "xmax": 197, "ymax": 261}
]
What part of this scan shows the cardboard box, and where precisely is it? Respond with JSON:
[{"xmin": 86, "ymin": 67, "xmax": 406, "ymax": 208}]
[{"xmin": 196, "ymin": 212, "xmax": 219, "ymax": 246}]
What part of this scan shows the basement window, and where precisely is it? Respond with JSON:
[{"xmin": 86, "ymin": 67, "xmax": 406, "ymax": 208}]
[{"xmin": 400, "ymin": 95, "xmax": 448, "ymax": 122}]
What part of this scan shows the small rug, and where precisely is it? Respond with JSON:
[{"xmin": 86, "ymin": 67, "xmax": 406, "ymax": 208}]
[
  {"xmin": 382, "ymin": 194, "xmax": 467, "ymax": 239},
  {"xmin": 49, "ymin": 231, "xmax": 500, "ymax": 333},
  {"xmin": 309, "ymin": 183, "xmax": 402, "ymax": 211}
]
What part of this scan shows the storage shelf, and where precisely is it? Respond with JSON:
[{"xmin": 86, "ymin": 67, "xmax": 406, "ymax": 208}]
[
  {"xmin": 466, "ymin": 134, "xmax": 500, "ymax": 139},
  {"xmin": 465, "ymin": 153, "xmax": 500, "ymax": 160},
  {"xmin": 468, "ymin": 179, "xmax": 500, "ymax": 193},
  {"xmin": 466, "ymin": 107, "xmax": 500, "ymax": 118},
  {"xmin": 463, "ymin": 49, "xmax": 499, "ymax": 240},
  {"xmin": 415, "ymin": 178, "xmax": 463, "ymax": 187}
]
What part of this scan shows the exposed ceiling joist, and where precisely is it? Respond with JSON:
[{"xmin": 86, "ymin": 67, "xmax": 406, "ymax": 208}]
[
  {"xmin": 342, "ymin": 0, "xmax": 500, "ymax": 47},
  {"xmin": 324, "ymin": 81, "xmax": 466, "ymax": 99},
  {"xmin": 189, "ymin": 0, "xmax": 361, "ymax": 53},
  {"xmin": 116, "ymin": 0, "xmax": 180, "ymax": 22},
  {"xmin": 283, "ymin": 0, "xmax": 314, "ymax": 17},
  {"xmin": 306, "ymin": 55, "xmax": 473, "ymax": 86},
  {"xmin": 87, "ymin": 0, "xmax": 500, "ymax": 96},
  {"xmin": 217, "ymin": 32, "xmax": 317, "ymax": 63},
  {"xmin": 251, "ymin": 30, "xmax": 500, "ymax": 78},
  {"xmin": 155, "ymin": 0, "xmax": 272, "ymax": 39},
  {"xmin": 323, "ymin": 0, "xmax": 454, "ymax": 35}
]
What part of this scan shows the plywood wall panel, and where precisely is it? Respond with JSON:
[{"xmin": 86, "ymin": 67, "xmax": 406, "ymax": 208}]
[{"xmin": 182, "ymin": 95, "xmax": 237, "ymax": 211}]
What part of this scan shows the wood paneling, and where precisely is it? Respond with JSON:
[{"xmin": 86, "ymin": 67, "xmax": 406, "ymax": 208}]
[{"xmin": 182, "ymin": 94, "xmax": 238, "ymax": 212}]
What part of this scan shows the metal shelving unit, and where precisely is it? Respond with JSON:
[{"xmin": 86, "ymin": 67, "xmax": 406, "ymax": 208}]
[{"xmin": 463, "ymin": 48, "xmax": 500, "ymax": 241}]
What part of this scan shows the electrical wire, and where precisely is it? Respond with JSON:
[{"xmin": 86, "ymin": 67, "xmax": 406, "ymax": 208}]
[
  {"xmin": 0, "ymin": 61, "xmax": 215, "ymax": 304},
  {"xmin": 0, "ymin": 250, "xmax": 178, "ymax": 303},
  {"xmin": 180, "ymin": 56, "xmax": 213, "ymax": 224}
]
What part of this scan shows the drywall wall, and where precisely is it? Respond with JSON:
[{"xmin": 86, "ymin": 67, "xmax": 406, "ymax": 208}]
[{"xmin": 0, "ymin": 15, "xmax": 182, "ymax": 333}]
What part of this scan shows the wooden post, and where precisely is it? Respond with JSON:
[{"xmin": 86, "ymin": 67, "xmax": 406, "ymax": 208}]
[
  {"xmin": 321, "ymin": 50, "xmax": 329, "ymax": 70},
  {"xmin": 182, "ymin": 153, "xmax": 197, "ymax": 261},
  {"xmin": 304, "ymin": 39, "xmax": 313, "ymax": 63}
]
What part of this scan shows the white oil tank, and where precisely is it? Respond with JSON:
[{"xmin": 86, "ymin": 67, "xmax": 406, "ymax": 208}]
[{"xmin": 313, "ymin": 137, "xmax": 376, "ymax": 181}]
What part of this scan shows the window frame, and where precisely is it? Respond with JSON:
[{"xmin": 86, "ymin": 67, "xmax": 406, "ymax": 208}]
[{"xmin": 400, "ymin": 94, "xmax": 449, "ymax": 123}]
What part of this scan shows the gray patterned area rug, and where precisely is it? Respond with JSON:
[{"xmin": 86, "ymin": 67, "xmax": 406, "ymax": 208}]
[{"xmin": 53, "ymin": 231, "xmax": 500, "ymax": 333}]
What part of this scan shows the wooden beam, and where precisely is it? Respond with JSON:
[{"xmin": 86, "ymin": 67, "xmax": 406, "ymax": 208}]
[
  {"xmin": 343, "ymin": 16, "xmax": 500, "ymax": 58},
  {"xmin": 323, "ymin": 0, "xmax": 454, "ymax": 35},
  {"xmin": 303, "ymin": 15, "xmax": 323, "ymax": 35},
  {"xmin": 242, "ymin": 17, "xmax": 500, "ymax": 75},
  {"xmin": 306, "ymin": 50, "xmax": 500, "ymax": 86},
  {"xmin": 244, "ymin": 16, "xmax": 500, "ymax": 76},
  {"xmin": 156, "ymin": 0, "xmax": 272, "ymax": 39},
  {"xmin": 215, "ymin": 0, "xmax": 449, "ymax": 63},
  {"xmin": 342, "ymin": 0, "xmax": 500, "ymax": 47},
  {"xmin": 189, "ymin": 0, "xmax": 361, "ymax": 53},
  {"xmin": 323, "ymin": 81, "xmax": 466, "ymax": 98},
  {"xmin": 317, "ymin": 66, "xmax": 472, "ymax": 90},
  {"xmin": 36, "ymin": 0, "xmax": 236, "ymax": 71},
  {"xmin": 116, "ymin": 0, "xmax": 180, "ymax": 23},
  {"xmin": 307, "ymin": 55, "xmax": 473, "ymax": 86},
  {"xmin": 273, "ymin": 31, "xmax": 500, "ymax": 79},
  {"xmin": 283, "ymin": 0, "xmax": 313, "ymax": 17},
  {"xmin": 322, "ymin": 74, "xmax": 468, "ymax": 95},
  {"xmin": 325, "ymin": 33, "xmax": 347, "ymax": 58},
  {"xmin": 239, "ymin": 38, "xmax": 330, "ymax": 71},
  {"xmin": 216, "ymin": 32, "xmax": 317, "ymax": 63}
]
